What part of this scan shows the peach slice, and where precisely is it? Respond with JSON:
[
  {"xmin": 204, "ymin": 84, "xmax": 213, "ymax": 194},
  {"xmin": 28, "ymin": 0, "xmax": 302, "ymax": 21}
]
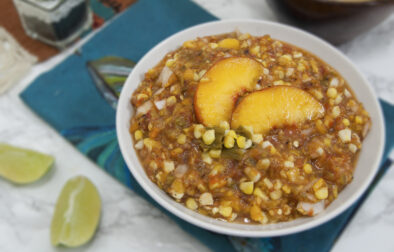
[
  {"xmin": 231, "ymin": 86, "xmax": 325, "ymax": 134},
  {"xmin": 194, "ymin": 57, "xmax": 264, "ymax": 127}
]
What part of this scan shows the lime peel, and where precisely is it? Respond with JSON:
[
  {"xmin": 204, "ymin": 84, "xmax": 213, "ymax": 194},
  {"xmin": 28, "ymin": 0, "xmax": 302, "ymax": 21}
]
[
  {"xmin": 51, "ymin": 176, "xmax": 101, "ymax": 247},
  {"xmin": 0, "ymin": 143, "xmax": 54, "ymax": 184}
]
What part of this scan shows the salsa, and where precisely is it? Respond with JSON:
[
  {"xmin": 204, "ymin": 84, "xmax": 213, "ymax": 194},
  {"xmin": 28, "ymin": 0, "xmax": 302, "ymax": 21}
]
[{"xmin": 129, "ymin": 32, "xmax": 371, "ymax": 224}]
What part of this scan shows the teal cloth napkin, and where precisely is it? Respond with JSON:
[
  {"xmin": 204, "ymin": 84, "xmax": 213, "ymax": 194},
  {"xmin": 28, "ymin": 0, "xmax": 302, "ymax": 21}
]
[{"xmin": 20, "ymin": 0, "xmax": 394, "ymax": 251}]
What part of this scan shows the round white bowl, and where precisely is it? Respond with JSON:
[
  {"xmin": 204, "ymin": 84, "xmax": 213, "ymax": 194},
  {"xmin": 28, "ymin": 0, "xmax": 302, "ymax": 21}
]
[{"xmin": 116, "ymin": 19, "xmax": 385, "ymax": 237}]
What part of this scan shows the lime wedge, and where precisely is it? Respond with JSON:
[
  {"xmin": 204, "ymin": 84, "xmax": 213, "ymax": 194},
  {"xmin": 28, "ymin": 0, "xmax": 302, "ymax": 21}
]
[
  {"xmin": 51, "ymin": 176, "xmax": 101, "ymax": 247},
  {"xmin": 0, "ymin": 143, "xmax": 54, "ymax": 184}
]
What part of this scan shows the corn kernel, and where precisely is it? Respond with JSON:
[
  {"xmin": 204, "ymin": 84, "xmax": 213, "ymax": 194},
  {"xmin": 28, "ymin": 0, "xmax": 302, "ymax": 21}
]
[
  {"xmin": 253, "ymin": 187, "xmax": 268, "ymax": 200},
  {"xmin": 183, "ymin": 69, "xmax": 195, "ymax": 81},
  {"xmin": 177, "ymin": 134, "xmax": 186, "ymax": 144},
  {"xmin": 293, "ymin": 140, "xmax": 299, "ymax": 148},
  {"xmin": 199, "ymin": 192, "xmax": 213, "ymax": 206},
  {"xmin": 327, "ymin": 87, "xmax": 338, "ymax": 98},
  {"xmin": 219, "ymin": 206, "xmax": 233, "ymax": 217},
  {"xmin": 163, "ymin": 160, "xmax": 175, "ymax": 173},
  {"xmin": 194, "ymin": 124, "xmax": 204, "ymax": 139},
  {"xmin": 170, "ymin": 179, "xmax": 184, "ymax": 200},
  {"xmin": 238, "ymin": 33, "xmax": 251, "ymax": 40},
  {"xmin": 224, "ymin": 134, "xmax": 235, "ymax": 149},
  {"xmin": 186, "ymin": 198, "xmax": 198, "ymax": 210},
  {"xmin": 313, "ymin": 178, "xmax": 325, "ymax": 192},
  {"xmin": 355, "ymin": 116, "xmax": 363, "ymax": 124},
  {"xmin": 236, "ymin": 135, "xmax": 246, "ymax": 148},
  {"xmin": 343, "ymin": 118, "xmax": 350, "ymax": 126},
  {"xmin": 250, "ymin": 205, "xmax": 268, "ymax": 224},
  {"xmin": 209, "ymin": 149, "xmax": 221, "ymax": 158},
  {"xmin": 134, "ymin": 130, "xmax": 143, "ymax": 141},
  {"xmin": 149, "ymin": 161, "xmax": 158, "ymax": 170},
  {"xmin": 202, "ymin": 129, "xmax": 215, "ymax": 145},
  {"xmin": 338, "ymin": 128, "xmax": 352, "ymax": 143},
  {"xmin": 219, "ymin": 121, "xmax": 230, "ymax": 130},
  {"xmin": 143, "ymin": 138, "xmax": 158, "ymax": 151},
  {"xmin": 209, "ymin": 42, "xmax": 218, "ymax": 49},
  {"xmin": 165, "ymin": 58, "xmax": 175, "ymax": 67},
  {"xmin": 332, "ymin": 106, "xmax": 341, "ymax": 118},
  {"xmin": 258, "ymin": 158, "xmax": 270, "ymax": 169},
  {"xmin": 335, "ymin": 94, "xmax": 343, "ymax": 104},
  {"xmin": 284, "ymin": 161, "xmax": 294, "ymax": 168},
  {"xmin": 349, "ymin": 143, "xmax": 358, "ymax": 153},
  {"xmin": 239, "ymin": 181, "xmax": 254, "ymax": 195},
  {"xmin": 274, "ymin": 180, "xmax": 283, "ymax": 190},
  {"xmin": 303, "ymin": 163, "xmax": 313, "ymax": 174},
  {"xmin": 333, "ymin": 185, "xmax": 338, "ymax": 198},
  {"xmin": 218, "ymin": 38, "xmax": 240, "ymax": 49},
  {"xmin": 250, "ymin": 46, "xmax": 260, "ymax": 56},
  {"xmin": 166, "ymin": 96, "xmax": 177, "ymax": 106},
  {"xmin": 251, "ymin": 133, "xmax": 263, "ymax": 144},
  {"xmin": 263, "ymin": 178, "xmax": 273, "ymax": 189},
  {"xmin": 134, "ymin": 140, "xmax": 144, "ymax": 150},
  {"xmin": 244, "ymin": 167, "xmax": 261, "ymax": 182},
  {"xmin": 212, "ymin": 207, "xmax": 219, "ymax": 214},
  {"xmin": 270, "ymin": 190, "xmax": 282, "ymax": 200},
  {"xmin": 315, "ymin": 187, "xmax": 328, "ymax": 200},
  {"xmin": 311, "ymin": 89, "xmax": 323, "ymax": 100},
  {"xmin": 282, "ymin": 185, "xmax": 291, "ymax": 194},
  {"xmin": 202, "ymin": 153, "xmax": 212, "ymax": 164},
  {"xmin": 278, "ymin": 54, "xmax": 292, "ymax": 66},
  {"xmin": 137, "ymin": 93, "xmax": 148, "ymax": 101},
  {"xmin": 183, "ymin": 40, "xmax": 196, "ymax": 49}
]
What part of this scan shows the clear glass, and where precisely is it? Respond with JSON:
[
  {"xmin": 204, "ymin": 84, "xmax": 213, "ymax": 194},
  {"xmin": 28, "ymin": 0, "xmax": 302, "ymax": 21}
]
[{"xmin": 13, "ymin": 0, "xmax": 92, "ymax": 48}]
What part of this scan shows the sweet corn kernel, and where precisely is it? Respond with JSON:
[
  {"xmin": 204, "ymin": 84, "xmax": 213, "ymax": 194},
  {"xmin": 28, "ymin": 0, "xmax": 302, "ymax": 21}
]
[
  {"xmin": 245, "ymin": 139, "xmax": 253, "ymax": 149},
  {"xmin": 253, "ymin": 187, "xmax": 269, "ymax": 200},
  {"xmin": 263, "ymin": 178, "xmax": 273, "ymax": 189},
  {"xmin": 209, "ymin": 42, "xmax": 218, "ymax": 49},
  {"xmin": 278, "ymin": 54, "xmax": 292, "ymax": 66},
  {"xmin": 327, "ymin": 87, "xmax": 338, "ymax": 98},
  {"xmin": 134, "ymin": 130, "xmax": 143, "ymax": 141},
  {"xmin": 137, "ymin": 93, "xmax": 148, "ymax": 101},
  {"xmin": 194, "ymin": 124, "xmax": 205, "ymax": 139},
  {"xmin": 303, "ymin": 163, "xmax": 313, "ymax": 174},
  {"xmin": 258, "ymin": 158, "xmax": 271, "ymax": 169},
  {"xmin": 224, "ymin": 134, "xmax": 235, "ymax": 149},
  {"xmin": 313, "ymin": 178, "xmax": 325, "ymax": 192},
  {"xmin": 311, "ymin": 89, "xmax": 323, "ymax": 100},
  {"xmin": 316, "ymin": 147, "xmax": 324, "ymax": 156},
  {"xmin": 186, "ymin": 198, "xmax": 198, "ymax": 210},
  {"xmin": 355, "ymin": 116, "xmax": 363, "ymax": 124},
  {"xmin": 219, "ymin": 121, "xmax": 230, "ymax": 130},
  {"xmin": 143, "ymin": 138, "xmax": 158, "ymax": 151},
  {"xmin": 250, "ymin": 205, "xmax": 268, "ymax": 224},
  {"xmin": 244, "ymin": 167, "xmax": 261, "ymax": 182},
  {"xmin": 219, "ymin": 206, "xmax": 233, "ymax": 217},
  {"xmin": 203, "ymin": 129, "xmax": 215, "ymax": 145},
  {"xmin": 239, "ymin": 181, "xmax": 254, "ymax": 195},
  {"xmin": 284, "ymin": 161, "xmax": 294, "ymax": 168},
  {"xmin": 166, "ymin": 96, "xmax": 177, "ymax": 106},
  {"xmin": 212, "ymin": 207, "xmax": 219, "ymax": 214},
  {"xmin": 202, "ymin": 153, "xmax": 212, "ymax": 164},
  {"xmin": 332, "ymin": 106, "xmax": 341, "ymax": 118},
  {"xmin": 170, "ymin": 179, "xmax": 184, "ymax": 200},
  {"xmin": 293, "ymin": 51, "xmax": 303, "ymax": 58},
  {"xmin": 209, "ymin": 149, "xmax": 222, "ymax": 158},
  {"xmin": 177, "ymin": 134, "xmax": 186, "ymax": 144},
  {"xmin": 183, "ymin": 40, "xmax": 196, "ymax": 49},
  {"xmin": 282, "ymin": 185, "xmax": 291, "ymax": 194},
  {"xmin": 349, "ymin": 143, "xmax": 358, "ymax": 153},
  {"xmin": 236, "ymin": 135, "xmax": 247, "ymax": 148},
  {"xmin": 250, "ymin": 46, "xmax": 260, "ymax": 56},
  {"xmin": 165, "ymin": 58, "xmax": 175, "ymax": 67},
  {"xmin": 199, "ymin": 192, "xmax": 213, "ymax": 206},
  {"xmin": 315, "ymin": 187, "xmax": 328, "ymax": 200},
  {"xmin": 238, "ymin": 33, "xmax": 251, "ymax": 40},
  {"xmin": 270, "ymin": 190, "xmax": 282, "ymax": 200},
  {"xmin": 343, "ymin": 118, "xmax": 350, "ymax": 126},
  {"xmin": 163, "ymin": 160, "xmax": 175, "ymax": 173},
  {"xmin": 274, "ymin": 180, "xmax": 283, "ymax": 190},
  {"xmin": 183, "ymin": 69, "xmax": 195, "ymax": 81},
  {"xmin": 338, "ymin": 128, "xmax": 352, "ymax": 143},
  {"xmin": 134, "ymin": 140, "xmax": 144, "ymax": 150},
  {"xmin": 149, "ymin": 161, "xmax": 158, "ymax": 170},
  {"xmin": 218, "ymin": 38, "xmax": 240, "ymax": 49},
  {"xmin": 335, "ymin": 94, "xmax": 343, "ymax": 104},
  {"xmin": 252, "ymin": 133, "xmax": 263, "ymax": 144}
]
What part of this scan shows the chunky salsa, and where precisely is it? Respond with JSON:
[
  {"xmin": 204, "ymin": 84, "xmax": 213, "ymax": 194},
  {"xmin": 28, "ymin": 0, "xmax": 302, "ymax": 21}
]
[{"xmin": 129, "ymin": 32, "xmax": 371, "ymax": 224}]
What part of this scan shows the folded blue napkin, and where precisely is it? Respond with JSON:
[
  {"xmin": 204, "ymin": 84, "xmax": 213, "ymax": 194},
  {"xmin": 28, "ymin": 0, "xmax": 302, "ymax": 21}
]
[{"xmin": 20, "ymin": 0, "xmax": 394, "ymax": 251}]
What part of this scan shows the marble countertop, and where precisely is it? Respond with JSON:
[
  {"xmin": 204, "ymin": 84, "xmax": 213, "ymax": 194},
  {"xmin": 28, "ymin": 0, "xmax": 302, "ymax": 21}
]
[{"xmin": 0, "ymin": 1, "xmax": 393, "ymax": 251}]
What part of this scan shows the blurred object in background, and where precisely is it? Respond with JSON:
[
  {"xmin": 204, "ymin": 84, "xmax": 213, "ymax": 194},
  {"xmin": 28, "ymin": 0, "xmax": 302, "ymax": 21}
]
[
  {"xmin": 12, "ymin": 0, "xmax": 92, "ymax": 48},
  {"xmin": 0, "ymin": 27, "xmax": 37, "ymax": 94},
  {"xmin": 267, "ymin": 0, "xmax": 394, "ymax": 44}
]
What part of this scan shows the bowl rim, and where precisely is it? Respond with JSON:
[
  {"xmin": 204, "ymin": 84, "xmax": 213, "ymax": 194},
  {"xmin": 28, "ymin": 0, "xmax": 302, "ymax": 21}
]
[{"xmin": 116, "ymin": 19, "xmax": 385, "ymax": 237}]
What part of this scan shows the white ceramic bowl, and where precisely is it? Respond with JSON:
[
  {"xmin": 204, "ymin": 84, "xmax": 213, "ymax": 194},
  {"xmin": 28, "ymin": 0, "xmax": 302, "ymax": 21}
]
[{"xmin": 116, "ymin": 19, "xmax": 385, "ymax": 237}]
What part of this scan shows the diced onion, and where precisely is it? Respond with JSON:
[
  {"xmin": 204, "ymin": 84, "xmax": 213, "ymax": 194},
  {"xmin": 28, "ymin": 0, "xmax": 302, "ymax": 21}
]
[
  {"xmin": 174, "ymin": 164, "xmax": 189, "ymax": 178},
  {"xmin": 157, "ymin": 66, "xmax": 173, "ymax": 87},
  {"xmin": 297, "ymin": 201, "xmax": 325, "ymax": 216},
  {"xmin": 136, "ymin": 101, "xmax": 152, "ymax": 115},
  {"xmin": 154, "ymin": 99, "xmax": 166, "ymax": 110}
]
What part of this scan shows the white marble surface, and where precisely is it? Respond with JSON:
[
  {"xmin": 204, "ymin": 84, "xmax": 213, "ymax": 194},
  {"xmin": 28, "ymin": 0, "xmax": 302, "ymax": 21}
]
[{"xmin": 0, "ymin": 1, "xmax": 393, "ymax": 251}]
